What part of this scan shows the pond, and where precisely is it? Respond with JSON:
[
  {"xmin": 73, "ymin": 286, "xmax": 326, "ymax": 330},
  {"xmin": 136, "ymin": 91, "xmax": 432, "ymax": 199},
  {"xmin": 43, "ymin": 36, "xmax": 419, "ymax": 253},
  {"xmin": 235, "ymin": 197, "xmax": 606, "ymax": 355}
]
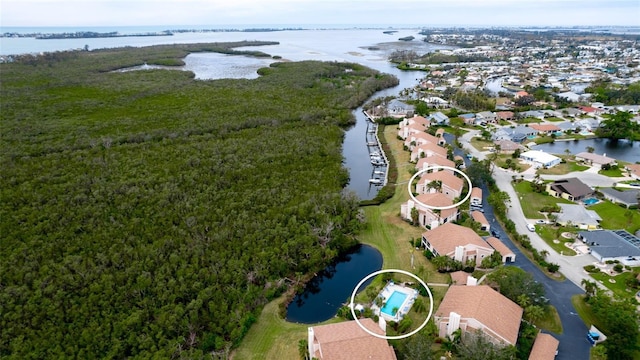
[
  {"xmin": 532, "ymin": 138, "xmax": 640, "ymax": 163},
  {"xmin": 285, "ymin": 244, "xmax": 383, "ymax": 324}
]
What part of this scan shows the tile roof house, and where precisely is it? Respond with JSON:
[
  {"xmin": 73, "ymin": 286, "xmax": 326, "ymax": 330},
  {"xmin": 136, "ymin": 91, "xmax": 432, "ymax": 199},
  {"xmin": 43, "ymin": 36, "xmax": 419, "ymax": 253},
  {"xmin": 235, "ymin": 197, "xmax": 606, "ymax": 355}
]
[
  {"xmin": 308, "ymin": 319, "xmax": 397, "ymax": 360},
  {"xmin": 494, "ymin": 140, "xmax": 522, "ymax": 154},
  {"xmin": 471, "ymin": 210, "xmax": 490, "ymax": 231},
  {"xmin": 529, "ymin": 123, "xmax": 561, "ymax": 135},
  {"xmin": 496, "ymin": 111, "xmax": 515, "ymax": 121},
  {"xmin": 401, "ymin": 193, "xmax": 459, "ymax": 229},
  {"xmin": 421, "ymin": 223, "xmax": 495, "ymax": 266},
  {"xmin": 398, "ymin": 116, "xmax": 430, "ymax": 140},
  {"xmin": 626, "ymin": 164, "xmax": 640, "ymax": 180},
  {"xmin": 416, "ymin": 156, "xmax": 456, "ymax": 173},
  {"xmin": 450, "ymin": 271, "xmax": 476, "ymax": 286},
  {"xmin": 486, "ymin": 236, "xmax": 516, "ymax": 263},
  {"xmin": 578, "ymin": 230, "xmax": 640, "ymax": 266},
  {"xmin": 554, "ymin": 204, "xmax": 602, "ymax": 230},
  {"xmin": 528, "ymin": 332, "xmax": 559, "ymax": 360},
  {"xmin": 410, "ymin": 141, "xmax": 448, "ymax": 162},
  {"xmin": 546, "ymin": 178, "xmax": 594, "ymax": 201},
  {"xmin": 416, "ymin": 171, "xmax": 465, "ymax": 200},
  {"xmin": 470, "ymin": 187, "xmax": 482, "ymax": 206},
  {"xmin": 435, "ymin": 285, "xmax": 523, "ymax": 345}
]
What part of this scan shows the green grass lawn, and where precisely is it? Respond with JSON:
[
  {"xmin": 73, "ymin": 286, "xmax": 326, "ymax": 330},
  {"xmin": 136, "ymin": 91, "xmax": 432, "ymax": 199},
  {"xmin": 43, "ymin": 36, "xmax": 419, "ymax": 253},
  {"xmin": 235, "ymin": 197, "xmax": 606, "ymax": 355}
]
[
  {"xmin": 470, "ymin": 137, "xmax": 493, "ymax": 152},
  {"xmin": 513, "ymin": 180, "xmax": 574, "ymax": 219},
  {"xmin": 545, "ymin": 117, "xmax": 564, "ymax": 122},
  {"xmin": 598, "ymin": 166, "xmax": 624, "ymax": 177},
  {"xmin": 535, "ymin": 305, "xmax": 563, "ymax": 334},
  {"xmin": 589, "ymin": 270, "xmax": 640, "ymax": 299},
  {"xmin": 536, "ymin": 225, "xmax": 577, "ymax": 256},
  {"xmin": 589, "ymin": 200, "xmax": 640, "ymax": 233},
  {"xmin": 537, "ymin": 160, "xmax": 589, "ymax": 175},
  {"xmin": 571, "ymin": 294, "xmax": 602, "ymax": 332}
]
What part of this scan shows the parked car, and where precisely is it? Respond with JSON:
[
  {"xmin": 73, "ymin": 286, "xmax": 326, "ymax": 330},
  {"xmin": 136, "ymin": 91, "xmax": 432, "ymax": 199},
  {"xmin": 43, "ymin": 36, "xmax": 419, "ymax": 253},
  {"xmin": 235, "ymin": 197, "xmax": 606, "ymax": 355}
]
[
  {"xmin": 536, "ymin": 219, "xmax": 546, "ymax": 224},
  {"xmin": 527, "ymin": 223, "xmax": 536, "ymax": 232},
  {"xmin": 491, "ymin": 229, "xmax": 500, "ymax": 238}
]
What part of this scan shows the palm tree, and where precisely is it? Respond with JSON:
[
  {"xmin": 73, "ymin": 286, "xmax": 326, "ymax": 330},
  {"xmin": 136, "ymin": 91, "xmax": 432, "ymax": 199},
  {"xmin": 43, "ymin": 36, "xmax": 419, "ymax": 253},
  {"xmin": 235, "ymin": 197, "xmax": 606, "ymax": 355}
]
[
  {"xmin": 581, "ymin": 279, "xmax": 597, "ymax": 300},
  {"xmin": 540, "ymin": 250, "xmax": 549, "ymax": 259}
]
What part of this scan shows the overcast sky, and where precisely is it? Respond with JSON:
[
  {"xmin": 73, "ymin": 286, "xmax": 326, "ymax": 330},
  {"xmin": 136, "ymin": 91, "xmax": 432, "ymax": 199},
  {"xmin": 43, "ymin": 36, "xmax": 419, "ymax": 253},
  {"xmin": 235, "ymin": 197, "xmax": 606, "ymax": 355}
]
[{"xmin": 2, "ymin": 0, "xmax": 639, "ymax": 28}]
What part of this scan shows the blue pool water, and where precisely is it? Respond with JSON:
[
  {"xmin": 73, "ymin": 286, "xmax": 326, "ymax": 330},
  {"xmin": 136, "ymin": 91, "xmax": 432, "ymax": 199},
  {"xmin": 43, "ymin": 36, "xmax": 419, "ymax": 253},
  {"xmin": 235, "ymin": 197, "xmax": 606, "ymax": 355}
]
[
  {"xmin": 381, "ymin": 291, "xmax": 407, "ymax": 316},
  {"xmin": 584, "ymin": 198, "xmax": 599, "ymax": 205}
]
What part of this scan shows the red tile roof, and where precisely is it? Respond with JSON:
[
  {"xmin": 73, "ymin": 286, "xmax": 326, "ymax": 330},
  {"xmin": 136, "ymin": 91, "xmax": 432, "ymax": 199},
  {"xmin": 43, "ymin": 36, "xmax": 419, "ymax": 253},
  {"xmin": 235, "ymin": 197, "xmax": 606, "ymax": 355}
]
[{"xmin": 310, "ymin": 319, "xmax": 397, "ymax": 360}]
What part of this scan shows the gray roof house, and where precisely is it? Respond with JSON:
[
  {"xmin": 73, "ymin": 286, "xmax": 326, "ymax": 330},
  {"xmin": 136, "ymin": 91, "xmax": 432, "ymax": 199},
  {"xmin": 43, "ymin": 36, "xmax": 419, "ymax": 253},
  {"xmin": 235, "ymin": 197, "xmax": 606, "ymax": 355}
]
[
  {"xmin": 554, "ymin": 204, "xmax": 602, "ymax": 230},
  {"xmin": 578, "ymin": 230, "xmax": 640, "ymax": 265},
  {"xmin": 600, "ymin": 188, "xmax": 640, "ymax": 209},
  {"xmin": 387, "ymin": 99, "xmax": 415, "ymax": 117},
  {"xmin": 429, "ymin": 111, "xmax": 450, "ymax": 125}
]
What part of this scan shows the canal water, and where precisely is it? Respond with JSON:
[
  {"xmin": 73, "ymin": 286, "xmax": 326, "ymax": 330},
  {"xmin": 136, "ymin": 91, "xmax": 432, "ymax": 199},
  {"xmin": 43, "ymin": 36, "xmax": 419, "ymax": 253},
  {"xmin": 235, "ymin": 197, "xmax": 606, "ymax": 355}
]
[
  {"xmin": 285, "ymin": 244, "xmax": 383, "ymax": 324},
  {"xmin": 532, "ymin": 138, "xmax": 640, "ymax": 163}
]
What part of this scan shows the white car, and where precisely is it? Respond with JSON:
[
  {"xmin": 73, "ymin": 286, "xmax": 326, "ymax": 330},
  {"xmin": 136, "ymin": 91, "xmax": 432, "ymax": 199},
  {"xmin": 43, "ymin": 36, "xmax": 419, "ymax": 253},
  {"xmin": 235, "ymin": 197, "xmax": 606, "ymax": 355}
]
[{"xmin": 527, "ymin": 224, "xmax": 536, "ymax": 232}]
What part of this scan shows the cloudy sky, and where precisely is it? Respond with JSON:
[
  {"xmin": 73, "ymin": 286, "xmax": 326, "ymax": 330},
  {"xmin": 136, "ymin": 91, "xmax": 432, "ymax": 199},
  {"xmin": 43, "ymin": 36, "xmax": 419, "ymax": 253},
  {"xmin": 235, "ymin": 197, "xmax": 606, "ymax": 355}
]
[{"xmin": 2, "ymin": 0, "xmax": 639, "ymax": 28}]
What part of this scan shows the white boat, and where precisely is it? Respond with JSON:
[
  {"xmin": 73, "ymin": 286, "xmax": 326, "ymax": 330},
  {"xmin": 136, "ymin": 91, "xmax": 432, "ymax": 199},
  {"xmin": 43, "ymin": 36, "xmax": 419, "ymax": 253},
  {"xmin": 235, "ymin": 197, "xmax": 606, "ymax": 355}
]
[
  {"xmin": 369, "ymin": 178, "xmax": 382, "ymax": 184},
  {"xmin": 374, "ymin": 171, "xmax": 385, "ymax": 176},
  {"xmin": 370, "ymin": 152, "xmax": 380, "ymax": 157},
  {"xmin": 371, "ymin": 160, "xmax": 385, "ymax": 166},
  {"xmin": 367, "ymin": 141, "xmax": 377, "ymax": 146}
]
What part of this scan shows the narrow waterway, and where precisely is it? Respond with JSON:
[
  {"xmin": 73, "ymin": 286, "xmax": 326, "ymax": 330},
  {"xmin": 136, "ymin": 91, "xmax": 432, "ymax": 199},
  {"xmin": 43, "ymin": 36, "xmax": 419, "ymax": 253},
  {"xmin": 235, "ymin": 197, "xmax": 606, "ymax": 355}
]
[{"xmin": 285, "ymin": 244, "xmax": 383, "ymax": 323}]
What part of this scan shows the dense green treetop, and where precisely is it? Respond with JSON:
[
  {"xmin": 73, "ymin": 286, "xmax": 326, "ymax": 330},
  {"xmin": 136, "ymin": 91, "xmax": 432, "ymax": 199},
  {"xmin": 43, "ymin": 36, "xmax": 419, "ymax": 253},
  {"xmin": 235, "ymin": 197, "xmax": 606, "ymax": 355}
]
[{"xmin": 0, "ymin": 44, "xmax": 398, "ymax": 358}]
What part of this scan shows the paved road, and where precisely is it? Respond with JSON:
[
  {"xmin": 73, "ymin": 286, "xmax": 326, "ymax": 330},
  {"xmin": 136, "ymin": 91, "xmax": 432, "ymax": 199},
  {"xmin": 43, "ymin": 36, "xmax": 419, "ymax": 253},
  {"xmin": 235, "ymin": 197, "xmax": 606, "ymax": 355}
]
[{"xmin": 454, "ymin": 132, "xmax": 592, "ymax": 359}]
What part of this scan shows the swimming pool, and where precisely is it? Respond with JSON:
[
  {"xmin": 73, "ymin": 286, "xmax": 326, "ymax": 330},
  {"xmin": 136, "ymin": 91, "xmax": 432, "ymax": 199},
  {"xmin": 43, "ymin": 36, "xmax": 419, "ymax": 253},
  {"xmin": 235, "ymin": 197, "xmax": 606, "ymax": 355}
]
[
  {"xmin": 584, "ymin": 198, "xmax": 599, "ymax": 205},
  {"xmin": 381, "ymin": 291, "xmax": 408, "ymax": 316}
]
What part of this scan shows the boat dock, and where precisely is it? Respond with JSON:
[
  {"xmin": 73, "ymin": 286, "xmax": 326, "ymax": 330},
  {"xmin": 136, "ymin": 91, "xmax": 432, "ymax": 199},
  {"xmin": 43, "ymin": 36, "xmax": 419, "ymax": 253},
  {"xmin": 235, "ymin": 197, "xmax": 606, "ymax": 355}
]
[{"xmin": 363, "ymin": 110, "xmax": 389, "ymax": 187}]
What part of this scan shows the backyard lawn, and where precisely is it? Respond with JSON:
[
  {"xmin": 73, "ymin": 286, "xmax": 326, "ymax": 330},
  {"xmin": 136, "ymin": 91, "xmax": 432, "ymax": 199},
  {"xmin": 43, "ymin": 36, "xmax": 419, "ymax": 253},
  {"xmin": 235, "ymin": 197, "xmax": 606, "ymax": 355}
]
[
  {"xmin": 513, "ymin": 180, "xmax": 573, "ymax": 219},
  {"xmin": 589, "ymin": 201, "xmax": 640, "ymax": 233},
  {"xmin": 598, "ymin": 166, "xmax": 624, "ymax": 177}
]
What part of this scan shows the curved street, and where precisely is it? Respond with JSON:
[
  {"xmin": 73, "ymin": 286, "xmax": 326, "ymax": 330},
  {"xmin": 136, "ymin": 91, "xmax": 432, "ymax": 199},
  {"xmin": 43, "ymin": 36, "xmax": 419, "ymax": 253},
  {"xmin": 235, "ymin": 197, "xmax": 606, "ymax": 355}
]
[{"xmin": 456, "ymin": 131, "xmax": 592, "ymax": 359}]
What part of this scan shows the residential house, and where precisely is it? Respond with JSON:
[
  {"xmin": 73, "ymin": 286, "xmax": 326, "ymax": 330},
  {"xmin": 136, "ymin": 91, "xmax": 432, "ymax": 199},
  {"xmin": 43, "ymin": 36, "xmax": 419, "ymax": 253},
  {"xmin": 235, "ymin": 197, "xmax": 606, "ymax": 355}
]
[
  {"xmin": 421, "ymin": 223, "xmax": 497, "ymax": 266},
  {"xmin": 578, "ymin": 230, "xmax": 640, "ymax": 266},
  {"xmin": 398, "ymin": 115, "xmax": 430, "ymax": 140},
  {"xmin": 561, "ymin": 107, "xmax": 583, "ymax": 118},
  {"xmin": 401, "ymin": 193, "xmax": 459, "ymax": 229},
  {"xmin": 575, "ymin": 152, "xmax": 616, "ymax": 169},
  {"xmin": 424, "ymin": 96, "xmax": 449, "ymax": 108},
  {"xmin": 476, "ymin": 111, "xmax": 498, "ymax": 124},
  {"xmin": 519, "ymin": 110, "xmax": 545, "ymax": 120},
  {"xmin": 546, "ymin": 178, "xmax": 593, "ymax": 201},
  {"xmin": 520, "ymin": 150, "xmax": 562, "ymax": 169},
  {"xmin": 600, "ymin": 188, "xmax": 640, "ymax": 209},
  {"xmin": 529, "ymin": 123, "xmax": 561, "ymax": 135},
  {"xmin": 556, "ymin": 91, "xmax": 582, "ymax": 102},
  {"xmin": 460, "ymin": 113, "xmax": 476, "ymax": 125},
  {"xmin": 486, "ymin": 237, "xmax": 516, "ymax": 263},
  {"xmin": 553, "ymin": 204, "xmax": 602, "ymax": 230},
  {"xmin": 307, "ymin": 319, "xmax": 397, "ymax": 360},
  {"xmin": 528, "ymin": 333, "xmax": 559, "ymax": 360},
  {"xmin": 435, "ymin": 285, "xmax": 523, "ymax": 345},
  {"xmin": 470, "ymin": 187, "xmax": 482, "ymax": 206},
  {"xmin": 626, "ymin": 164, "xmax": 640, "ymax": 180},
  {"xmin": 429, "ymin": 111, "xmax": 450, "ymax": 125},
  {"xmin": 416, "ymin": 171, "xmax": 464, "ymax": 200},
  {"xmin": 496, "ymin": 111, "xmax": 515, "ymax": 122},
  {"xmin": 410, "ymin": 141, "xmax": 448, "ymax": 162},
  {"xmin": 416, "ymin": 156, "xmax": 456, "ymax": 173},
  {"xmin": 435, "ymin": 128, "xmax": 447, "ymax": 145},
  {"xmin": 494, "ymin": 140, "xmax": 522, "ymax": 154},
  {"xmin": 405, "ymin": 131, "xmax": 442, "ymax": 151},
  {"xmin": 514, "ymin": 90, "xmax": 530, "ymax": 99},
  {"xmin": 578, "ymin": 105, "xmax": 605, "ymax": 116},
  {"xmin": 387, "ymin": 99, "xmax": 415, "ymax": 118},
  {"xmin": 471, "ymin": 211, "xmax": 490, "ymax": 231}
]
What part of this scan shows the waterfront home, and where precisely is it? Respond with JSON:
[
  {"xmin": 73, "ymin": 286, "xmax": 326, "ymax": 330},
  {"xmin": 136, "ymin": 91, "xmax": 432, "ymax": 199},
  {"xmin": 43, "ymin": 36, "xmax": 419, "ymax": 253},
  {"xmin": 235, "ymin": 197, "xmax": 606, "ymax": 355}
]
[
  {"xmin": 546, "ymin": 178, "xmax": 593, "ymax": 201},
  {"xmin": 553, "ymin": 204, "xmax": 602, "ymax": 230},
  {"xmin": 528, "ymin": 333, "xmax": 560, "ymax": 360},
  {"xmin": 424, "ymin": 96, "xmax": 449, "ymax": 108},
  {"xmin": 410, "ymin": 141, "xmax": 448, "ymax": 162},
  {"xmin": 416, "ymin": 156, "xmax": 456, "ymax": 173},
  {"xmin": 626, "ymin": 164, "xmax": 640, "ymax": 180},
  {"xmin": 421, "ymin": 223, "xmax": 497, "ymax": 266},
  {"xmin": 307, "ymin": 319, "xmax": 397, "ymax": 360},
  {"xmin": 401, "ymin": 193, "xmax": 458, "ymax": 229},
  {"xmin": 520, "ymin": 150, "xmax": 561, "ymax": 169},
  {"xmin": 529, "ymin": 123, "xmax": 561, "ymax": 135},
  {"xmin": 578, "ymin": 230, "xmax": 640, "ymax": 266},
  {"xmin": 435, "ymin": 285, "xmax": 523, "ymax": 346},
  {"xmin": 387, "ymin": 99, "xmax": 415, "ymax": 118},
  {"xmin": 575, "ymin": 152, "xmax": 616, "ymax": 169},
  {"xmin": 416, "ymin": 171, "xmax": 464, "ymax": 200},
  {"xmin": 397, "ymin": 115, "xmax": 430, "ymax": 140}
]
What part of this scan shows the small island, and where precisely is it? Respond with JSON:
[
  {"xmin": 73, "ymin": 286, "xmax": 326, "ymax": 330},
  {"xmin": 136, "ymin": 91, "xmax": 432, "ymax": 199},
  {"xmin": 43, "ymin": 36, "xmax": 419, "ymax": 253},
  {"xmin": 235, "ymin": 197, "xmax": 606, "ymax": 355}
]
[
  {"xmin": 398, "ymin": 35, "xmax": 415, "ymax": 41},
  {"xmin": 35, "ymin": 31, "xmax": 173, "ymax": 39}
]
